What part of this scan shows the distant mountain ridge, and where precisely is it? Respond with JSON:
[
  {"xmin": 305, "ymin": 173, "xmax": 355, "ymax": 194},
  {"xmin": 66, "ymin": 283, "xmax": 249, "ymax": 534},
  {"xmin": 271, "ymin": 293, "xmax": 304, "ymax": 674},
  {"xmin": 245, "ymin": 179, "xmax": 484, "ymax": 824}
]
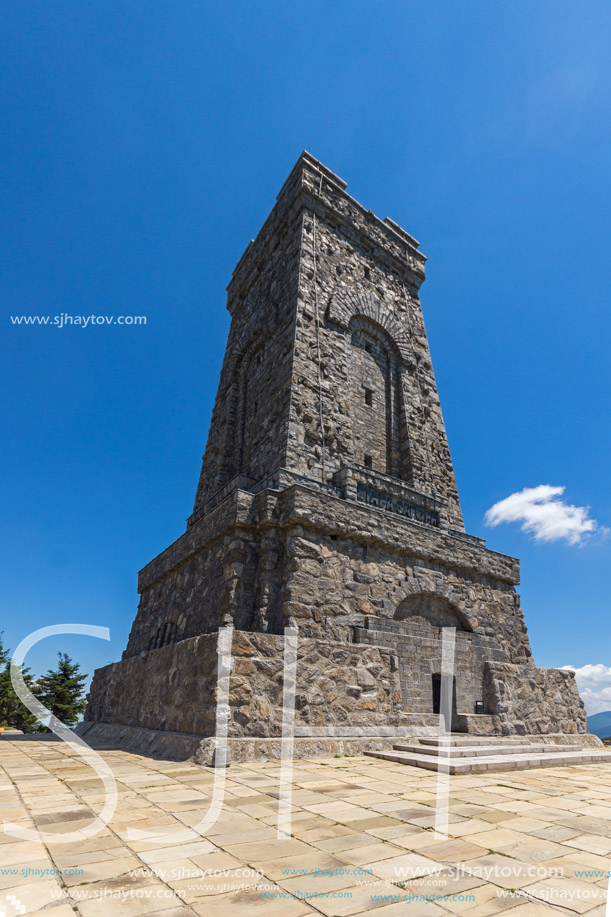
[{"xmin": 588, "ymin": 710, "xmax": 611, "ymax": 738}]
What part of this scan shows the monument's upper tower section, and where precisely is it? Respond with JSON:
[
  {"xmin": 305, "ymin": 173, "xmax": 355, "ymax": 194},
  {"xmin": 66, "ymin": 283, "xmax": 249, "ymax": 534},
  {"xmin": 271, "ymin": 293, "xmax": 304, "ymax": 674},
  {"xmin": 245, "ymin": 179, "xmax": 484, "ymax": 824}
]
[{"xmin": 192, "ymin": 152, "xmax": 464, "ymax": 532}]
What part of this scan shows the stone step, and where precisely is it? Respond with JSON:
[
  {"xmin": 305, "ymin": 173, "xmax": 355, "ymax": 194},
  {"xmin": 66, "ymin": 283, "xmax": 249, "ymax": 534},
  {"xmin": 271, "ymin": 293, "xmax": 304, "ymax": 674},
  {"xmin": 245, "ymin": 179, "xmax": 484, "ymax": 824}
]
[
  {"xmin": 418, "ymin": 735, "xmax": 526, "ymax": 747},
  {"xmin": 365, "ymin": 748, "xmax": 611, "ymax": 774},
  {"xmin": 393, "ymin": 742, "xmax": 579, "ymax": 758}
]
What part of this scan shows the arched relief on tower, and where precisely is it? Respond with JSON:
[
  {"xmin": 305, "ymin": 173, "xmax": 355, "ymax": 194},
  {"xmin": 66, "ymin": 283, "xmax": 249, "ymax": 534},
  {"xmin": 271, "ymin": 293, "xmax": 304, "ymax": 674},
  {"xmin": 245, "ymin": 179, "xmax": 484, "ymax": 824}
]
[
  {"xmin": 148, "ymin": 609, "xmax": 187, "ymax": 652},
  {"xmin": 225, "ymin": 298, "xmax": 279, "ymax": 378},
  {"xmin": 235, "ymin": 334, "xmax": 264, "ymax": 476},
  {"xmin": 216, "ymin": 330, "xmax": 261, "ymax": 484},
  {"xmin": 220, "ymin": 315, "xmax": 278, "ymax": 482},
  {"xmin": 394, "ymin": 593, "xmax": 473, "ymax": 632},
  {"xmin": 328, "ymin": 287, "xmax": 412, "ymax": 365},
  {"xmin": 344, "ymin": 312, "xmax": 413, "ymax": 481}
]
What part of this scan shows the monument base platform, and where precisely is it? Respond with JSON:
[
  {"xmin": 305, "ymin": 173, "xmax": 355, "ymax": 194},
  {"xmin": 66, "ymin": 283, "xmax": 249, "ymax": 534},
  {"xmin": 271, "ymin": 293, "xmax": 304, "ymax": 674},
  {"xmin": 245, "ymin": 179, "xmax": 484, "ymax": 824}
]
[{"xmin": 76, "ymin": 720, "xmax": 602, "ymax": 766}]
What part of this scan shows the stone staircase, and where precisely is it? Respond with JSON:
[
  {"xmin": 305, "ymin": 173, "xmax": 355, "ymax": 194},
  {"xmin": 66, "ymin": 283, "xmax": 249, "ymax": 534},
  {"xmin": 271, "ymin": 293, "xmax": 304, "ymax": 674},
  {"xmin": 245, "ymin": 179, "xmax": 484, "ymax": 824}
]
[{"xmin": 365, "ymin": 735, "xmax": 611, "ymax": 774}]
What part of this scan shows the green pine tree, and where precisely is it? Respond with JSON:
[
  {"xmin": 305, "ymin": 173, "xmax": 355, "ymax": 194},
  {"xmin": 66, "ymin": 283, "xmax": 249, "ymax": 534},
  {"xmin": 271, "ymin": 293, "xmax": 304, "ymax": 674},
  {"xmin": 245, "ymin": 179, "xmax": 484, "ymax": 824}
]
[
  {"xmin": 36, "ymin": 652, "xmax": 88, "ymax": 728},
  {"xmin": 0, "ymin": 632, "xmax": 41, "ymax": 733}
]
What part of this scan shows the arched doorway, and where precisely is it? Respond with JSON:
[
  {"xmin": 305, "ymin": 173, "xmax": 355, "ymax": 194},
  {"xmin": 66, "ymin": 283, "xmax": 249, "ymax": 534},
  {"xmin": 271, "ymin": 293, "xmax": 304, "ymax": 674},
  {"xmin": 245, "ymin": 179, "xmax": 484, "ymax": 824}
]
[{"xmin": 393, "ymin": 595, "xmax": 477, "ymax": 730}]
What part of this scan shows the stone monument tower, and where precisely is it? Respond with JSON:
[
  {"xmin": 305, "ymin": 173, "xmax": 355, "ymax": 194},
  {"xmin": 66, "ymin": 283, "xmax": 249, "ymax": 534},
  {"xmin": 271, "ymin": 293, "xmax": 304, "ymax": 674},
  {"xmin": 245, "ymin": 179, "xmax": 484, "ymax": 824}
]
[{"xmin": 81, "ymin": 153, "xmax": 595, "ymax": 763}]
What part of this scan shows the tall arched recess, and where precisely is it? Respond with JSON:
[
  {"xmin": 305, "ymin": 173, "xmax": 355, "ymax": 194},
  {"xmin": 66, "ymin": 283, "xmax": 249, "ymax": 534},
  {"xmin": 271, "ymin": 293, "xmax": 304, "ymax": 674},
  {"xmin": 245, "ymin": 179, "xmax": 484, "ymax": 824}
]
[
  {"xmin": 394, "ymin": 594, "xmax": 473, "ymax": 632},
  {"xmin": 347, "ymin": 314, "xmax": 412, "ymax": 481}
]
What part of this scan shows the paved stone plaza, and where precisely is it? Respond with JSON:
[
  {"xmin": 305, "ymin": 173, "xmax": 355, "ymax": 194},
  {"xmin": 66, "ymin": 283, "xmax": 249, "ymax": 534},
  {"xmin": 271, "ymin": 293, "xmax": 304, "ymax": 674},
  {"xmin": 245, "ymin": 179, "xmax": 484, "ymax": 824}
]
[{"xmin": 1, "ymin": 737, "xmax": 611, "ymax": 915}]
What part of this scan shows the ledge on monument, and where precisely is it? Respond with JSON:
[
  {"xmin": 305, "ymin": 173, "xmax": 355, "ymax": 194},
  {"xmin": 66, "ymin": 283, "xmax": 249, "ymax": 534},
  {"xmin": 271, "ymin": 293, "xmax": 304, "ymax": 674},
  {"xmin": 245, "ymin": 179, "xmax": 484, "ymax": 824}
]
[
  {"xmin": 140, "ymin": 464, "xmax": 521, "ymax": 595},
  {"xmin": 292, "ymin": 150, "xmax": 348, "ymax": 192},
  {"xmin": 332, "ymin": 463, "xmax": 446, "ymax": 513},
  {"xmin": 230, "ymin": 150, "xmax": 426, "ymax": 296},
  {"xmin": 76, "ymin": 722, "xmax": 411, "ymax": 765},
  {"xmin": 383, "ymin": 216, "xmax": 420, "ymax": 249},
  {"xmin": 75, "ymin": 721, "xmax": 602, "ymax": 766}
]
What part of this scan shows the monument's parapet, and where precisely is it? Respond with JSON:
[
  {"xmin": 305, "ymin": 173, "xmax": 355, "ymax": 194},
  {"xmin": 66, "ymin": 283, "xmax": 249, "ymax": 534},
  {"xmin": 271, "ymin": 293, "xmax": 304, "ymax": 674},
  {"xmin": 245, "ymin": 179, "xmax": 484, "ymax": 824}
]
[{"xmin": 80, "ymin": 154, "xmax": 594, "ymax": 762}]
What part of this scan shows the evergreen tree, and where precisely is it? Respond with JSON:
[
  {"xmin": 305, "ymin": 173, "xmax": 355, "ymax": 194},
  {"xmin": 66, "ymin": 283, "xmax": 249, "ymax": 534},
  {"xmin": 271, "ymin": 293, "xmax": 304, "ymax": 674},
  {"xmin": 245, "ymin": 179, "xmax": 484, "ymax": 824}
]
[
  {"xmin": 37, "ymin": 652, "xmax": 88, "ymax": 728},
  {"xmin": 0, "ymin": 632, "xmax": 41, "ymax": 733}
]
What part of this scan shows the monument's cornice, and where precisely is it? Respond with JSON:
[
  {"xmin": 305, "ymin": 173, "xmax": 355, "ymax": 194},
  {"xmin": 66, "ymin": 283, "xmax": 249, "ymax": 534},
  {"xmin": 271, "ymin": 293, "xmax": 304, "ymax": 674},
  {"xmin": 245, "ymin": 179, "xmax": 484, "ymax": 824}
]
[
  {"xmin": 138, "ymin": 474, "xmax": 520, "ymax": 593},
  {"xmin": 276, "ymin": 483, "xmax": 520, "ymax": 586},
  {"xmin": 227, "ymin": 151, "xmax": 426, "ymax": 305}
]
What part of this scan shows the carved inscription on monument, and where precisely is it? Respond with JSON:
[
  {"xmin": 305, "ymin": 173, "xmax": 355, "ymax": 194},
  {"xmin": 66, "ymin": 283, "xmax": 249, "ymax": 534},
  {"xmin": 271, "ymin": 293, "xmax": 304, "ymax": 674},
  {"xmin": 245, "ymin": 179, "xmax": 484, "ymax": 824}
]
[{"xmin": 356, "ymin": 484, "xmax": 439, "ymax": 527}]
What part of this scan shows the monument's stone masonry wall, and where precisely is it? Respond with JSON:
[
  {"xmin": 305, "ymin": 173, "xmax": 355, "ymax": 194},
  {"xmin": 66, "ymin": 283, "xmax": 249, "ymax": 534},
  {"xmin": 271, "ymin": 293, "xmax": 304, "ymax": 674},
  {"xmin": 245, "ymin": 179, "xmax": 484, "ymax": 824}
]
[
  {"xmin": 82, "ymin": 153, "xmax": 592, "ymax": 758},
  {"xmin": 87, "ymin": 630, "xmax": 405, "ymax": 739},
  {"xmin": 485, "ymin": 662, "xmax": 589, "ymax": 737},
  {"xmin": 354, "ymin": 616, "xmax": 504, "ymax": 721},
  {"xmin": 191, "ymin": 188, "xmax": 303, "ymax": 514},
  {"xmin": 85, "ymin": 635, "xmax": 218, "ymax": 737}
]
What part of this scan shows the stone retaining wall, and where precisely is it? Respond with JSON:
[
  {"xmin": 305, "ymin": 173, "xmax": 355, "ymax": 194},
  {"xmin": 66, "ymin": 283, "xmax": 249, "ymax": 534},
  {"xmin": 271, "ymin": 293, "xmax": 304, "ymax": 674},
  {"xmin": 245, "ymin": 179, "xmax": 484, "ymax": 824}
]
[
  {"xmin": 84, "ymin": 629, "xmax": 405, "ymax": 740},
  {"xmin": 485, "ymin": 662, "xmax": 589, "ymax": 736}
]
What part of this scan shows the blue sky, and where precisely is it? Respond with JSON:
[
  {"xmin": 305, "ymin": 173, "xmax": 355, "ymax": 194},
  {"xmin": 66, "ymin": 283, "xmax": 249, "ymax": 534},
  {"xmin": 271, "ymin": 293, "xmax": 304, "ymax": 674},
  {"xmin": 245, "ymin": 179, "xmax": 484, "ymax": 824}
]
[{"xmin": 1, "ymin": 2, "xmax": 610, "ymax": 710}]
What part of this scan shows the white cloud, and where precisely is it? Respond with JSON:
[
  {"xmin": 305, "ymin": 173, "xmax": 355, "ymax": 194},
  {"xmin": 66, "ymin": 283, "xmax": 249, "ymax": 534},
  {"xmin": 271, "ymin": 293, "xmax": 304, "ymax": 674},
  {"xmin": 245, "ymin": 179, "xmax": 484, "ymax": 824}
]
[
  {"xmin": 484, "ymin": 485, "xmax": 600, "ymax": 545},
  {"xmin": 561, "ymin": 664, "xmax": 611, "ymax": 715}
]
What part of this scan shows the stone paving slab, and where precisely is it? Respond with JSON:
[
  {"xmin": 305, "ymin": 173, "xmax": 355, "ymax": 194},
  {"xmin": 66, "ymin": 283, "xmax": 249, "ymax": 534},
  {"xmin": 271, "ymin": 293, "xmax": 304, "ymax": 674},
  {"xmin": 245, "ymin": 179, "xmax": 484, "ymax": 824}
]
[{"xmin": 1, "ymin": 737, "xmax": 611, "ymax": 915}]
